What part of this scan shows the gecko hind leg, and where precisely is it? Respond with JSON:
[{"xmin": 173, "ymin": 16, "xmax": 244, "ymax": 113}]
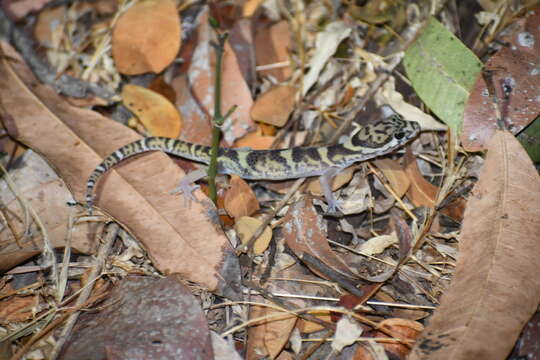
[
  {"xmin": 171, "ymin": 168, "xmax": 208, "ymax": 207},
  {"xmin": 319, "ymin": 166, "xmax": 345, "ymax": 215}
]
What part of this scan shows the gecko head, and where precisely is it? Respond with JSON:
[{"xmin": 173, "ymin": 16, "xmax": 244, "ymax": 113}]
[{"xmin": 344, "ymin": 107, "xmax": 420, "ymax": 154}]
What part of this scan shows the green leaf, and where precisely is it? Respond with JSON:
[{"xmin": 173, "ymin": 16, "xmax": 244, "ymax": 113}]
[
  {"xmin": 518, "ymin": 116, "xmax": 540, "ymax": 163},
  {"xmin": 404, "ymin": 17, "xmax": 482, "ymax": 134}
]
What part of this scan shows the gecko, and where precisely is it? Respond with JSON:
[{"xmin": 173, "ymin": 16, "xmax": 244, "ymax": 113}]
[{"xmin": 86, "ymin": 106, "xmax": 420, "ymax": 213}]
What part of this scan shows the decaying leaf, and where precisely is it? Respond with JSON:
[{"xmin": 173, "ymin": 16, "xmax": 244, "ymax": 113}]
[
  {"xmin": 60, "ymin": 275, "xmax": 214, "ymax": 359},
  {"xmin": 410, "ymin": 131, "xmax": 540, "ymax": 360},
  {"xmin": 0, "ymin": 41, "xmax": 241, "ymax": 299},
  {"xmin": 224, "ymin": 175, "xmax": 260, "ymax": 219},
  {"xmin": 122, "ymin": 84, "xmax": 182, "ymax": 137},
  {"xmin": 461, "ymin": 8, "xmax": 540, "ymax": 151},
  {"xmin": 112, "ymin": 0, "xmax": 181, "ymax": 75}
]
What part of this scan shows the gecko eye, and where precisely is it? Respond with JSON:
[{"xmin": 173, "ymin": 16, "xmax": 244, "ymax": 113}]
[{"xmin": 394, "ymin": 131, "xmax": 406, "ymax": 140}]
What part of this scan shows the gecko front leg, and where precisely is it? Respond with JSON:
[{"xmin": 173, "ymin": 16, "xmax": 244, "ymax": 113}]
[
  {"xmin": 171, "ymin": 167, "xmax": 208, "ymax": 206},
  {"xmin": 319, "ymin": 166, "xmax": 345, "ymax": 215}
]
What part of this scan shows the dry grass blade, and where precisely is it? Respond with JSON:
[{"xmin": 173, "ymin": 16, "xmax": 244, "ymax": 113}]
[{"xmin": 409, "ymin": 130, "xmax": 540, "ymax": 360}]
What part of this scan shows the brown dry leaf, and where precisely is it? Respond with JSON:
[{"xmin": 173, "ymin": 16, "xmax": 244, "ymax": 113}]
[
  {"xmin": 234, "ymin": 216, "xmax": 272, "ymax": 255},
  {"xmin": 403, "ymin": 148, "xmax": 437, "ymax": 208},
  {"xmin": 0, "ymin": 41, "xmax": 240, "ymax": 299},
  {"xmin": 33, "ymin": 5, "xmax": 65, "ymax": 45},
  {"xmin": 0, "ymin": 295, "xmax": 38, "ymax": 323},
  {"xmin": 297, "ymin": 311, "xmax": 332, "ymax": 334},
  {"xmin": 122, "ymin": 84, "xmax": 182, "ymax": 137},
  {"xmin": 229, "ymin": 18, "xmax": 257, "ymax": 91},
  {"xmin": 234, "ymin": 127, "xmax": 275, "ymax": 150},
  {"xmin": 255, "ymin": 21, "xmax": 292, "ymax": 82},
  {"xmin": 373, "ymin": 158, "xmax": 410, "ymax": 198},
  {"xmin": 282, "ymin": 197, "xmax": 359, "ymax": 279},
  {"xmin": 410, "ymin": 130, "xmax": 540, "ymax": 360},
  {"xmin": 148, "ymin": 75, "xmax": 177, "ymax": 104},
  {"xmin": 461, "ymin": 8, "xmax": 540, "ymax": 151},
  {"xmin": 243, "ymin": 0, "xmax": 264, "ymax": 17},
  {"xmin": 112, "ymin": 0, "xmax": 181, "ymax": 75},
  {"xmin": 178, "ymin": 8, "xmax": 253, "ymax": 143},
  {"xmin": 0, "ymin": 151, "xmax": 100, "ymax": 271},
  {"xmin": 61, "ymin": 275, "xmax": 214, "ymax": 359},
  {"xmin": 246, "ymin": 305, "xmax": 297, "ymax": 359},
  {"xmin": 224, "ymin": 175, "xmax": 260, "ymax": 219},
  {"xmin": 251, "ymin": 85, "xmax": 297, "ymax": 127}
]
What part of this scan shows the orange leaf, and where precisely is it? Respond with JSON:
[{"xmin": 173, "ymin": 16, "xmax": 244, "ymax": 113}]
[
  {"xmin": 251, "ymin": 85, "xmax": 297, "ymax": 127},
  {"xmin": 224, "ymin": 175, "xmax": 260, "ymax": 218},
  {"xmin": 403, "ymin": 149, "xmax": 437, "ymax": 208},
  {"xmin": 112, "ymin": 0, "xmax": 181, "ymax": 75},
  {"xmin": 122, "ymin": 84, "xmax": 182, "ymax": 137},
  {"xmin": 410, "ymin": 131, "xmax": 540, "ymax": 360}
]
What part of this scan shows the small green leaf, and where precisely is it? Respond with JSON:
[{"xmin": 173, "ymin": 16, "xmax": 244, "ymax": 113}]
[
  {"xmin": 518, "ymin": 116, "xmax": 540, "ymax": 163},
  {"xmin": 404, "ymin": 17, "xmax": 482, "ymax": 135}
]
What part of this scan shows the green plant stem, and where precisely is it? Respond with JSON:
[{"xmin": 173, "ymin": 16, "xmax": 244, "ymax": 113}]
[{"xmin": 207, "ymin": 31, "xmax": 230, "ymax": 206}]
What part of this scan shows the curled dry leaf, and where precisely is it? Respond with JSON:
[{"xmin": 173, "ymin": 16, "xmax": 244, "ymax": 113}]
[
  {"xmin": 122, "ymin": 84, "xmax": 182, "ymax": 137},
  {"xmin": 234, "ymin": 216, "xmax": 272, "ymax": 255},
  {"xmin": 461, "ymin": 8, "xmax": 540, "ymax": 151},
  {"xmin": 0, "ymin": 41, "xmax": 241, "ymax": 299},
  {"xmin": 250, "ymin": 85, "xmax": 297, "ymax": 127},
  {"xmin": 410, "ymin": 131, "xmax": 540, "ymax": 360},
  {"xmin": 255, "ymin": 20, "xmax": 292, "ymax": 82},
  {"xmin": 282, "ymin": 197, "xmax": 359, "ymax": 279},
  {"xmin": 224, "ymin": 175, "xmax": 260, "ymax": 219},
  {"xmin": 112, "ymin": 0, "xmax": 181, "ymax": 75}
]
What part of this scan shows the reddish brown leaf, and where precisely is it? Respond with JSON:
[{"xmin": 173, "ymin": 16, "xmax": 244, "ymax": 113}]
[
  {"xmin": 403, "ymin": 149, "xmax": 438, "ymax": 208},
  {"xmin": 60, "ymin": 275, "xmax": 214, "ymax": 359},
  {"xmin": 112, "ymin": 0, "xmax": 181, "ymax": 75},
  {"xmin": 255, "ymin": 21, "xmax": 292, "ymax": 82},
  {"xmin": 410, "ymin": 131, "xmax": 540, "ymax": 360},
  {"xmin": 282, "ymin": 197, "xmax": 359, "ymax": 279},
  {"xmin": 461, "ymin": 8, "xmax": 540, "ymax": 151},
  {"xmin": 0, "ymin": 41, "xmax": 240, "ymax": 299}
]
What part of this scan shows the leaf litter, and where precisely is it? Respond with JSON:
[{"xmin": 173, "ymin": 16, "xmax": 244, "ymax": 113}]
[{"xmin": 0, "ymin": 1, "xmax": 539, "ymax": 359}]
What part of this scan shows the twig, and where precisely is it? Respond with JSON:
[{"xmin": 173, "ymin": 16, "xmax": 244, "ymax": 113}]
[{"xmin": 49, "ymin": 223, "xmax": 119, "ymax": 359}]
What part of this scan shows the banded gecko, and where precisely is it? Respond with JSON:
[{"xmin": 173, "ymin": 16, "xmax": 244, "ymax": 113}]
[{"xmin": 86, "ymin": 106, "xmax": 420, "ymax": 213}]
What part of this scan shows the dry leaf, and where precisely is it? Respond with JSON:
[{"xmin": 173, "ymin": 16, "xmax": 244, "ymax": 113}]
[
  {"xmin": 0, "ymin": 295, "xmax": 38, "ymax": 323},
  {"xmin": 235, "ymin": 216, "xmax": 272, "ymax": 255},
  {"xmin": 250, "ymin": 85, "xmax": 297, "ymax": 127},
  {"xmin": 282, "ymin": 197, "xmax": 359, "ymax": 279},
  {"xmin": 246, "ymin": 305, "xmax": 297, "ymax": 359},
  {"xmin": 331, "ymin": 316, "xmax": 363, "ymax": 352},
  {"xmin": 255, "ymin": 21, "xmax": 292, "ymax": 82},
  {"xmin": 297, "ymin": 311, "xmax": 333, "ymax": 334},
  {"xmin": 461, "ymin": 9, "xmax": 540, "ymax": 151},
  {"xmin": 358, "ymin": 233, "xmax": 398, "ymax": 256},
  {"xmin": 148, "ymin": 75, "xmax": 177, "ymax": 104},
  {"xmin": 224, "ymin": 175, "xmax": 260, "ymax": 219},
  {"xmin": 410, "ymin": 131, "xmax": 540, "ymax": 360},
  {"xmin": 403, "ymin": 148, "xmax": 437, "ymax": 208},
  {"xmin": 61, "ymin": 275, "xmax": 214, "ymax": 359},
  {"xmin": 234, "ymin": 127, "xmax": 275, "ymax": 150},
  {"xmin": 122, "ymin": 84, "xmax": 182, "ymax": 137},
  {"xmin": 112, "ymin": 0, "xmax": 181, "ymax": 75},
  {"xmin": 0, "ymin": 151, "xmax": 100, "ymax": 271},
  {"xmin": 373, "ymin": 159, "xmax": 410, "ymax": 198},
  {"xmin": 0, "ymin": 41, "xmax": 241, "ymax": 299},
  {"xmin": 306, "ymin": 167, "xmax": 355, "ymax": 196}
]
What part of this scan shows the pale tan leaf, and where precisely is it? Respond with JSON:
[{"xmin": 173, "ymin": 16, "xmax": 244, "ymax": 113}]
[
  {"xmin": 122, "ymin": 84, "xmax": 182, "ymax": 137},
  {"xmin": 112, "ymin": 0, "xmax": 181, "ymax": 75},
  {"xmin": 235, "ymin": 217, "xmax": 272, "ymax": 255},
  {"xmin": 0, "ymin": 41, "xmax": 240, "ymax": 299},
  {"xmin": 410, "ymin": 130, "xmax": 540, "ymax": 360}
]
